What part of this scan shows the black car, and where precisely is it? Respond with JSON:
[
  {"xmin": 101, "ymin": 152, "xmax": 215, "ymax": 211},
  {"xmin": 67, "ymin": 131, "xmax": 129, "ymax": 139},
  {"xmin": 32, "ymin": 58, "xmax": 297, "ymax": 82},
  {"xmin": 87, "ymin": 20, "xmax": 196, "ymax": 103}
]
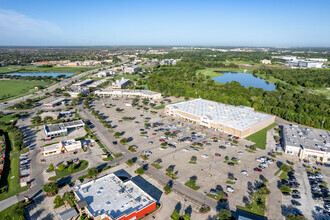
[
  {"xmin": 292, "ymin": 194, "xmax": 301, "ymax": 199},
  {"xmin": 282, "ymin": 192, "xmax": 291, "ymax": 196},
  {"xmin": 291, "ymin": 200, "xmax": 301, "ymax": 206},
  {"xmin": 228, "ymin": 162, "xmax": 234, "ymax": 166},
  {"xmin": 113, "ymin": 141, "xmax": 117, "ymax": 145},
  {"xmin": 292, "ymin": 190, "xmax": 300, "ymax": 195},
  {"xmin": 219, "ymin": 146, "xmax": 226, "ymax": 149}
]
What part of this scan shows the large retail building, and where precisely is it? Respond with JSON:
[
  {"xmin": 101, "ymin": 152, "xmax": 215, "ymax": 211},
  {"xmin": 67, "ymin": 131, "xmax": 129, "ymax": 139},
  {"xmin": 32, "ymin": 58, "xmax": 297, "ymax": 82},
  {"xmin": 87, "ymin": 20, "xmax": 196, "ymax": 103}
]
[
  {"xmin": 165, "ymin": 99, "xmax": 275, "ymax": 138},
  {"xmin": 282, "ymin": 124, "xmax": 330, "ymax": 163},
  {"xmin": 73, "ymin": 173, "xmax": 156, "ymax": 220}
]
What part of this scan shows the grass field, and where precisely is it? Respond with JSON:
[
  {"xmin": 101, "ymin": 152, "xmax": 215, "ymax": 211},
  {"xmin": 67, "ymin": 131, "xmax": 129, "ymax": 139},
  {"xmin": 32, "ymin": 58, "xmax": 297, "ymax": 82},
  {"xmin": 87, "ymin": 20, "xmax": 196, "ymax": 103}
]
[
  {"xmin": 197, "ymin": 67, "xmax": 254, "ymax": 79},
  {"xmin": 237, "ymin": 205, "xmax": 265, "ymax": 217},
  {"xmin": 0, "ymin": 65, "xmax": 97, "ymax": 74},
  {"xmin": 48, "ymin": 160, "xmax": 89, "ymax": 181},
  {"xmin": 245, "ymin": 123, "xmax": 278, "ymax": 150},
  {"xmin": 114, "ymin": 74, "xmax": 141, "ymax": 81},
  {"xmin": 0, "ymin": 115, "xmax": 29, "ymax": 201},
  {"xmin": 0, "ymin": 202, "xmax": 26, "ymax": 220},
  {"xmin": 0, "ymin": 80, "xmax": 51, "ymax": 102}
]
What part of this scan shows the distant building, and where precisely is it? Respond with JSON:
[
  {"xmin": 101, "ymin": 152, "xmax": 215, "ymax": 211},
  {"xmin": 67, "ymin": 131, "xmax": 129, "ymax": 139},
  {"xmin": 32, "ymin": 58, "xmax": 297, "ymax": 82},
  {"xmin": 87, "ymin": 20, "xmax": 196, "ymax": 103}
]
[
  {"xmin": 44, "ymin": 120, "xmax": 84, "ymax": 139},
  {"xmin": 42, "ymin": 139, "xmax": 82, "ymax": 156},
  {"xmin": 68, "ymin": 87, "xmax": 90, "ymax": 98},
  {"xmin": 124, "ymin": 66, "xmax": 139, "ymax": 74},
  {"xmin": 72, "ymin": 79, "xmax": 94, "ymax": 89},
  {"xmin": 95, "ymin": 89, "xmax": 162, "ymax": 100},
  {"xmin": 96, "ymin": 71, "xmax": 115, "ymax": 77},
  {"xmin": 44, "ymin": 98, "xmax": 66, "ymax": 108},
  {"xmin": 112, "ymin": 78, "xmax": 131, "ymax": 89},
  {"xmin": 73, "ymin": 173, "xmax": 157, "ymax": 220},
  {"xmin": 160, "ymin": 59, "xmax": 176, "ymax": 65},
  {"xmin": 307, "ymin": 58, "xmax": 328, "ymax": 62},
  {"xmin": 87, "ymin": 80, "xmax": 106, "ymax": 88},
  {"xmin": 276, "ymin": 55, "xmax": 297, "ymax": 60},
  {"xmin": 282, "ymin": 124, "xmax": 330, "ymax": 163},
  {"xmin": 165, "ymin": 99, "xmax": 275, "ymax": 138},
  {"xmin": 298, "ymin": 61, "xmax": 323, "ymax": 68},
  {"xmin": 260, "ymin": 59, "xmax": 271, "ymax": 65}
]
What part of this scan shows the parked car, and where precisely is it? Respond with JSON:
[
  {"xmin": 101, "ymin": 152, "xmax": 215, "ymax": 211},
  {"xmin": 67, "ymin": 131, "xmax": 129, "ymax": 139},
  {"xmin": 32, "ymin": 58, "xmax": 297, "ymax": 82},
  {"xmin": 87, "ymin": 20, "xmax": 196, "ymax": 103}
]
[
  {"xmin": 228, "ymin": 162, "xmax": 234, "ymax": 166},
  {"xmin": 291, "ymin": 200, "xmax": 301, "ymax": 206},
  {"xmin": 241, "ymin": 170, "xmax": 248, "ymax": 175},
  {"xmin": 226, "ymin": 186, "xmax": 234, "ymax": 193},
  {"xmin": 201, "ymin": 154, "xmax": 209, "ymax": 158},
  {"xmin": 254, "ymin": 168, "xmax": 262, "ymax": 172},
  {"xmin": 292, "ymin": 194, "xmax": 301, "ymax": 199},
  {"xmin": 215, "ymin": 153, "xmax": 221, "ymax": 157}
]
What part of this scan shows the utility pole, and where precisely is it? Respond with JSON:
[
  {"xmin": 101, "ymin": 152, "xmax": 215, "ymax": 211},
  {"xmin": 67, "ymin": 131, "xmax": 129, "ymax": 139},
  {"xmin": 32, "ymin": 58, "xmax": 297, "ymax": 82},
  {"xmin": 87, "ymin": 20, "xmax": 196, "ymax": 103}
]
[{"xmin": 321, "ymin": 117, "xmax": 325, "ymax": 130}]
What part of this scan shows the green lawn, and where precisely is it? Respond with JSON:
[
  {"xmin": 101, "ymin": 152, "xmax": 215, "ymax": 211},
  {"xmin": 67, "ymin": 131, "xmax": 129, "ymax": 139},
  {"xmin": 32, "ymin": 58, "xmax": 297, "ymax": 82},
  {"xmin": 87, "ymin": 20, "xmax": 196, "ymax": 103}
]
[
  {"xmin": 0, "ymin": 65, "xmax": 97, "ymax": 74},
  {"xmin": 0, "ymin": 80, "xmax": 52, "ymax": 102},
  {"xmin": 196, "ymin": 68, "xmax": 225, "ymax": 78},
  {"xmin": 184, "ymin": 180, "xmax": 200, "ymax": 190},
  {"xmin": 0, "ymin": 202, "xmax": 26, "ymax": 220},
  {"xmin": 0, "ymin": 118, "xmax": 29, "ymax": 201},
  {"xmin": 48, "ymin": 160, "xmax": 89, "ymax": 181},
  {"xmin": 237, "ymin": 205, "xmax": 265, "ymax": 217},
  {"xmin": 245, "ymin": 123, "xmax": 278, "ymax": 150}
]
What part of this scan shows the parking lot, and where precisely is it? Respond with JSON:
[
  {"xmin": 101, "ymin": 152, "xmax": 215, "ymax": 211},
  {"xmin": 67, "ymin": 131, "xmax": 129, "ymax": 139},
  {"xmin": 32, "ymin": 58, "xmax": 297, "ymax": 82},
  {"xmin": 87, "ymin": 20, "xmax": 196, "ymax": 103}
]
[
  {"xmin": 91, "ymin": 96, "xmax": 279, "ymax": 210},
  {"xmin": 19, "ymin": 153, "xmax": 30, "ymax": 186}
]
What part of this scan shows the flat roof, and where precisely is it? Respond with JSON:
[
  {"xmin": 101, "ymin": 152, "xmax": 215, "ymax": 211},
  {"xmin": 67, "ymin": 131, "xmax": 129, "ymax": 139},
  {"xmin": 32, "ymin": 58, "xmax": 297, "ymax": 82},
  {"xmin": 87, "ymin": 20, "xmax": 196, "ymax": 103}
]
[
  {"xmin": 74, "ymin": 174, "xmax": 155, "ymax": 219},
  {"xmin": 44, "ymin": 120, "xmax": 84, "ymax": 133},
  {"xmin": 43, "ymin": 139, "xmax": 80, "ymax": 152},
  {"xmin": 44, "ymin": 98, "xmax": 65, "ymax": 106},
  {"xmin": 166, "ymin": 99, "xmax": 273, "ymax": 131},
  {"xmin": 114, "ymin": 78, "xmax": 130, "ymax": 86},
  {"xmin": 283, "ymin": 124, "xmax": 330, "ymax": 153},
  {"xmin": 96, "ymin": 89, "xmax": 161, "ymax": 96},
  {"xmin": 73, "ymin": 79, "xmax": 94, "ymax": 86}
]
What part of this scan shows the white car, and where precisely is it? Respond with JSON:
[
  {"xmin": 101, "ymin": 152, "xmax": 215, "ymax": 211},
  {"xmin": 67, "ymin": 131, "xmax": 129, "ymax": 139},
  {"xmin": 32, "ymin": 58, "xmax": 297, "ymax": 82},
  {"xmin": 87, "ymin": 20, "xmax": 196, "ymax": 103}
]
[
  {"xmin": 183, "ymin": 148, "xmax": 189, "ymax": 152},
  {"xmin": 201, "ymin": 154, "xmax": 209, "ymax": 158},
  {"xmin": 159, "ymin": 147, "xmax": 165, "ymax": 151},
  {"xmin": 226, "ymin": 186, "xmax": 235, "ymax": 193},
  {"xmin": 241, "ymin": 170, "xmax": 248, "ymax": 175},
  {"xmin": 238, "ymin": 151, "xmax": 243, "ymax": 155},
  {"xmin": 145, "ymin": 151, "xmax": 152, "ymax": 156}
]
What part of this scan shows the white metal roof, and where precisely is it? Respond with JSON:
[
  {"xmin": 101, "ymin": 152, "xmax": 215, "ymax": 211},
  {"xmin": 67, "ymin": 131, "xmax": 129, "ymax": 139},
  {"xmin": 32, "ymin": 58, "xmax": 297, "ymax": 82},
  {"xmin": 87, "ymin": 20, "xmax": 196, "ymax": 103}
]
[
  {"xmin": 167, "ymin": 99, "xmax": 273, "ymax": 131},
  {"xmin": 74, "ymin": 174, "xmax": 155, "ymax": 219}
]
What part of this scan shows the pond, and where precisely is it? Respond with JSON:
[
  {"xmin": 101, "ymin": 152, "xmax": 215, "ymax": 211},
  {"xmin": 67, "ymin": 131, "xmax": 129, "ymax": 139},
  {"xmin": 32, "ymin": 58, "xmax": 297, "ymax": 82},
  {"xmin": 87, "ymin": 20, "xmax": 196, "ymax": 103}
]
[
  {"xmin": 4, "ymin": 72, "xmax": 75, "ymax": 78},
  {"xmin": 212, "ymin": 72, "xmax": 276, "ymax": 91}
]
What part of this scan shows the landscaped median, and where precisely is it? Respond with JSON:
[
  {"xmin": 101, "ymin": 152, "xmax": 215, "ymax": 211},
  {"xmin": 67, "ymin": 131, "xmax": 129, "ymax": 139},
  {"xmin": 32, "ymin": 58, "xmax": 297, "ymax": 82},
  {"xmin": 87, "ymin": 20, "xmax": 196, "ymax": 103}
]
[
  {"xmin": 184, "ymin": 179, "xmax": 200, "ymax": 190},
  {"xmin": 245, "ymin": 123, "xmax": 278, "ymax": 150},
  {"xmin": 48, "ymin": 160, "xmax": 88, "ymax": 181}
]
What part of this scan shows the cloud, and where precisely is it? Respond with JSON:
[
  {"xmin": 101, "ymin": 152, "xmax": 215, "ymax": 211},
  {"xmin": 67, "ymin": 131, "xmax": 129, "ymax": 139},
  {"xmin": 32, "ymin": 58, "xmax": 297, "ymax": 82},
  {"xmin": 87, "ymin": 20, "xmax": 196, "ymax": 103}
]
[{"xmin": 0, "ymin": 9, "xmax": 63, "ymax": 45}]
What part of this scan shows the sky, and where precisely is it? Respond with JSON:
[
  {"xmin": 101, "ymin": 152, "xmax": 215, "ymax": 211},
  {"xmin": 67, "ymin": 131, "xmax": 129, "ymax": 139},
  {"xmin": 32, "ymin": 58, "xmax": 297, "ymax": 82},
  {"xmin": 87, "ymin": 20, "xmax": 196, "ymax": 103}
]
[{"xmin": 0, "ymin": 0, "xmax": 329, "ymax": 47}]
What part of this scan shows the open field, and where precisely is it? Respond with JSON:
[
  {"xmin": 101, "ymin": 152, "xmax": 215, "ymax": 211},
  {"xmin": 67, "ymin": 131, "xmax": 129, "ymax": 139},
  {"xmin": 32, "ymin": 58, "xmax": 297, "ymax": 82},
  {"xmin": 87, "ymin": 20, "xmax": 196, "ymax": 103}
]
[
  {"xmin": 0, "ymin": 80, "xmax": 51, "ymax": 101},
  {"xmin": 114, "ymin": 74, "xmax": 141, "ymax": 81},
  {"xmin": 0, "ymin": 65, "xmax": 97, "ymax": 74},
  {"xmin": 197, "ymin": 68, "xmax": 253, "ymax": 78},
  {"xmin": 245, "ymin": 123, "xmax": 278, "ymax": 150}
]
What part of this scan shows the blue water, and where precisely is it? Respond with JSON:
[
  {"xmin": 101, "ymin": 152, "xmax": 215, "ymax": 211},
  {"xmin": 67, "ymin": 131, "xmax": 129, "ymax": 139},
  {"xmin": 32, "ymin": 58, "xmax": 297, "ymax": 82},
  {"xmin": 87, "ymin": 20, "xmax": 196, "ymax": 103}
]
[
  {"xmin": 212, "ymin": 72, "xmax": 276, "ymax": 91},
  {"xmin": 5, "ymin": 72, "xmax": 75, "ymax": 78}
]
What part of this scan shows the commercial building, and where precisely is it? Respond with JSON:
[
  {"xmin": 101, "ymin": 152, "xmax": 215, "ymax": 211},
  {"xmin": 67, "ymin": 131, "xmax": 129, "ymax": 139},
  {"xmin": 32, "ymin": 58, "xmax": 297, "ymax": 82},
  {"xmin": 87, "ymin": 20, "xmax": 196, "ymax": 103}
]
[
  {"xmin": 44, "ymin": 98, "xmax": 66, "ymax": 108},
  {"xmin": 276, "ymin": 55, "xmax": 297, "ymax": 60},
  {"xmin": 44, "ymin": 120, "xmax": 85, "ymax": 139},
  {"xmin": 112, "ymin": 78, "xmax": 131, "ymax": 89},
  {"xmin": 73, "ymin": 173, "xmax": 156, "ymax": 220},
  {"xmin": 124, "ymin": 66, "xmax": 139, "ymax": 74},
  {"xmin": 68, "ymin": 87, "xmax": 90, "ymax": 98},
  {"xmin": 87, "ymin": 80, "xmax": 106, "ymax": 88},
  {"xmin": 72, "ymin": 79, "xmax": 94, "ymax": 89},
  {"xmin": 96, "ymin": 71, "xmax": 116, "ymax": 77},
  {"xmin": 307, "ymin": 58, "xmax": 328, "ymax": 62},
  {"xmin": 282, "ymin": 124, "xmax": 330, "ymax": 163},
  {"xmin": 160, "ymin": 59, "xmax": 176, "ymax": 65},
  {"xmin": 165, "ymin": 99, "xmax": 275, "ymax": 138},
  {"xmin": 260, "ymin": 59, "xmax": 271, "ymax": 65},
  {"xmin": 95, "ymin": 89, "xmax": 162, "ymax": 100},
  {"xmin": 298, "ymin": 61, "xmax": 323, "ymax": 68},
  {"xmin": 42, "ymin": 139, "xmax": 82, "ymax": 156}
]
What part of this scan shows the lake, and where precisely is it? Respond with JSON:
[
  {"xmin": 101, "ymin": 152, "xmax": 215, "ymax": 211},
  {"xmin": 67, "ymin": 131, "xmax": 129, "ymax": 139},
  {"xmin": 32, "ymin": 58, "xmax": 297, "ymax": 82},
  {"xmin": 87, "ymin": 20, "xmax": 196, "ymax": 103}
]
[
  {"xmin": 4, "ymin": 72, "xmax": 75, "ymax": 78},
  {"xmin": 212, "ymin": 72, "xmax": 276, "ymax": 91}
]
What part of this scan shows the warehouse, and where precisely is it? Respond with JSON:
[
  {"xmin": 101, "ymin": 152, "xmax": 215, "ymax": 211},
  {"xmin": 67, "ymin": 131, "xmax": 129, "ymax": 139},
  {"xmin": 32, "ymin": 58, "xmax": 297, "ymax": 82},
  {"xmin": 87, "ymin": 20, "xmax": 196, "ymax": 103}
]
[
  {"xmin": 95, "ymin": 89, "xmax": 162, "ymax": 100},
  {"xmin": 42, "ymin": 139, "xmax": 82, "ymax": 156},
  {"xmin": 165, "ymin": 99, "xmax": 275, "ymax": 138},
  {"xmin": 282, "ymin": 124, "xmax": 330, "ymax": 163},
  {"xmin": 112, "ymin": 78, "xmax": 131, "ymax": 89},
  {"xmin": 44, "ymin": 120, "xmax": 85, "ymax": 139},
  {"xmin": 44, "ymin": 98, "xmax": 66, "ymax": 108},
  {"xmin": 73, "ymin": 173, "xmax": 156, "ymax": 220}
]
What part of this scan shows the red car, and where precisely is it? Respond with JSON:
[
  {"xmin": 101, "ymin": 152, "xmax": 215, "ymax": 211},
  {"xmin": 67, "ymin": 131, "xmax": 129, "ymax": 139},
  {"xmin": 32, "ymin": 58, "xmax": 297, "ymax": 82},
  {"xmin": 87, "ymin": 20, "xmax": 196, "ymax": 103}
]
[
  {"xmin": 159, "ymin": 139, "xmax": 165, "ymax": 142},
  {"xmin": 215, "ymin": 153, "xmax": 221, "ymax": 157},
  {"xmin": 152, "ymin": 133, "xmax": 157, "ymax": 135},
  {"xmin": 254, "ymin": 168, "xmax": 262, "ymax": 172}
]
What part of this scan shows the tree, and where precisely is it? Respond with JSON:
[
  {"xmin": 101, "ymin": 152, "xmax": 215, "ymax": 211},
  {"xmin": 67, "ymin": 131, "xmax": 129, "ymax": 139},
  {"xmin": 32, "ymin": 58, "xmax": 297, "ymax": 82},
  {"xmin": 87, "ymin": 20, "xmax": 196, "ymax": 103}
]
[
  {"xmin": 68, "ymin": 165, "xmax": 75, "ymax": 173},
  {"xmin": 42, "ymin": 182, "xmax": 58, "ymax": 195},
  {"xmin": 54, "ymin": 195, "xmax": 64, "ymax": 208},
  {"xmin": 171, "ymin": 209, "xmax": 180, "ymax": 220},
  {"xmin": 217, "ymin": 209, "xmax": 232, "ymax": 220},
  {"xmin": 31, "ymin": 116, "xmax": 41, "ymax": 124},
  {"xmin": 12, "ymin": 202, "xmax": 25, "ymax": 216},
  {"xmin": 88, "ymin": 168, "xmax": 98, "ymax": 179},
  {"xmin": 120, "ymin": 138, "xmax": 128, "ymax": 145},
  {"xmin": 58, "ymin": 164, "xmax": 66, "ymax": 172},
  {"xmin": 286, "ymin": 214, "xmax": 307, "ymax": 220},
  {"xmin": 48, "ymin": 163, "xmax": 54, "ymax": 170},
  {"xmin": 63, "ymin": 192, "xmax": 75, "ymax": 207},
  {"xmin": 114, "ymin": 132, "xmax": 121, "ymax": 138},
  {"xmin": 280, "ymin": 164, "xmax": 291, "ymax": 173},
  {"xmin": 163, "ymin": 185, "xmax": 172, "ymax": 194},
  {"xmin": 44, "ymin": 116, "xmax": 53, "ymax": 122},
  {"xmin": 135, "ymin": 167, "xmax": 145, "ymax": 175},
  {"xmin": 280, "ymin": 185, "xmax": 291, "ymax": 193},
  {"xmin": 182, "ymin": 213, "xmax": 190, "ymax": 220}
]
